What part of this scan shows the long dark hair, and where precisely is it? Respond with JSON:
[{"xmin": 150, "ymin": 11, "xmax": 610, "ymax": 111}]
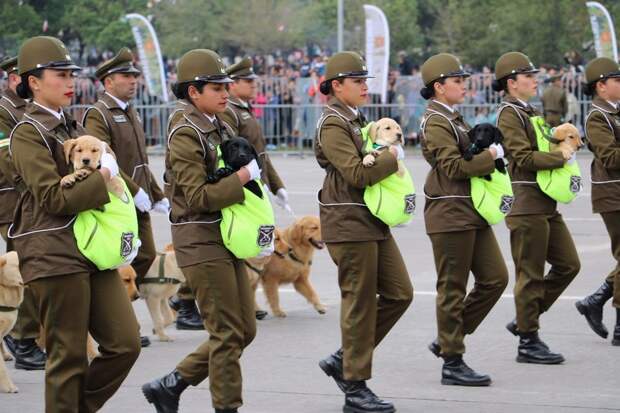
[{"xmin": 16, "ymin": 69, "xmax": 44, "ymax": 99}]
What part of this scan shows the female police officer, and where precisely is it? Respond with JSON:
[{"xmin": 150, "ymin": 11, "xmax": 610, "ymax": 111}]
[
  {"xmin": 142, "ymin": 49, "xmax": 259, "ymax": 413},
  {"xmin": 575, "ymin": 57, "xmax": 620, "ymax": 346},
  {"xmin": 420, "ymin": 53, "xmax": 508, "ymax": 386},
  {"xmin": 10, "ymin": 36, "xmax": 140, "ymax": 412},
  {"xmin": 315, "ymin": 51, "xmax": 413, "ymax": 413},
  {"xmin": 494, "ymin": 52, "xmax": 580, "ymax": 363}
]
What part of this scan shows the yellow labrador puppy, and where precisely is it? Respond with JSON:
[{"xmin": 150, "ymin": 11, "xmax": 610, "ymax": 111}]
[{"xmin": 0, "ymin": 252, "xmax": 23, "ymax": 393}]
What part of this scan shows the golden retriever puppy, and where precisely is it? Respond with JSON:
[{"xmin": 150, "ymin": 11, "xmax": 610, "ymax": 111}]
[
  {"xmin": 0, "ymin": 251, "xmax": 23, "ymax": 393},
  {"xmin": 61, "ymin": 135, "xmax": 126, "ymax": 201},
  {"xmin": 260, "ymin": 216, "xmax": 326, "ymax": 318},
  {"xmin": 362, "ymin": 118, "xmax": 405, "ymax": 176},
  {"xmin": 245, "ymin": 229, "xmax": 291, "ymax": 320},
  {"xmin": 138, "ymin": 245, "xmax": 185, "ymax": 342},
  {"xmin": 552, "ymin": 123, "xmax": 584, "ymax": 159}
]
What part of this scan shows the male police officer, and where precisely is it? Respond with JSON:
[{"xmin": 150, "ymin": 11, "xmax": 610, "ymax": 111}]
[
  {"xmin": 0, "ymin": 56, "xmax": 47, "ymax": 370},
  {"xmin": 541, "ymin": 69, "xmax": 568, "ymax": 127}
]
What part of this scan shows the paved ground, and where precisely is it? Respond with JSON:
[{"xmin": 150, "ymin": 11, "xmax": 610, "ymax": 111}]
[{"xmin": 1, "ymin": 152, "xmax": 619, "ymax": 413}]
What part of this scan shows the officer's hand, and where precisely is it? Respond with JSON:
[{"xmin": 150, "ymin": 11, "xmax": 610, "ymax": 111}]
[
  {"xmin": 243, "ymin": 159, "xmax": 261, "ymax": 181},
  {"xmin": 152, "ymin": 197, "xmax": 170, "ymax": 214},
  {"xmin": 488, "ymin": 143, "xmax": 505, "ymax": 160},
  {"xmin": 100, "ymin": 152, "xmax": 119, "ymax": 178},
  {"xmin": 134, "ymin": 188, "xmax": 152, "ymax": 212},
  {"xmin": 389, "ymin": 145, "xmax": 405, "ymax": 160}
]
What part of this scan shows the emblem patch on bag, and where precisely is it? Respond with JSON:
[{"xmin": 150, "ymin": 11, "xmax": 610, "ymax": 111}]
[
  {"xmin": 120, "ymin": 232, "xmax": 134, "ymax": 258},
  {"xmin": 404, "ymin": 194, "xmax": 416, "ymax": 214},
  {"xmin": 500, "ymin": 195, "xmax": 514, "ymax": 214},
  {"xmin": 257, "ymin": 225, "xmax": 275, "ymax": 247},
  {"xmin": 569, "ymin": 176, "xmax": 582, "ymax": 194},
  {"xmin": 113, "ymin": 115, "xmax": 127, "ymax": 123}
]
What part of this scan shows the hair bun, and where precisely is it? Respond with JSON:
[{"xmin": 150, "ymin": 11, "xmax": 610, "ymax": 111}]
[
  {"xmin": 171, "ymin": 82, "xmax": 182, "ymax": 99},
  {"xmin": 16, "ymin": 81, "xmax": 30, "ymax": 99},
  {"xmin": 582, "ymin": 82, "xmax": 594, "ymax": 96},
  {"xmin": 491, "ymin": 79, "xmax": 503, "ymax": 92},
  {"xmin": 319, "ymin": 81, "xmax": 330, "ymax": 96},
  {"xmin": 420, "ymin": 86, "xmax": 433, "ymax": 100}
]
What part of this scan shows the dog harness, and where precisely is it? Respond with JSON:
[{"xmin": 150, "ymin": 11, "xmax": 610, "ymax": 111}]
[
  {"xmin": 360, "ymin": 122, "xmax": 416, "ymax": 227},
  {"xmin": 530, "ymin": 115, "xmax": 582, "ymax": 203},
  {"xmin": 274, "ymin": 247, "xmax": 313, "ymax": 266},
  {"xmin": 73, "ymin": 178, "xmax": 140, "ymax": 270},
  {"xmin": 215, "ymin": 146, "xmax": 276, "ymax": 259},
  {"xmin": 139, "ymin": 252, "xmax": 182, "ymax": 285}
]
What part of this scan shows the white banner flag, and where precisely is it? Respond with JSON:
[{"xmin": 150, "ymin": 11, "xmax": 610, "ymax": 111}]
[
  {"xmin": 364, "ymin": 5, "xmax": 390, "ymax": 103},
  {"xmin": 586, "ymin": 1, "xmax": 618, "ymax": 61}
]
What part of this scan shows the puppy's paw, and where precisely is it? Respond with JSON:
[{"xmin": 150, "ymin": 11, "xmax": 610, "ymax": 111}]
[
  {"xmin": 75, "ymin": 169, "xmax": 91, "ymax": 180},
  {"xmin": 60, "ymin": 174, "xmax": 76, "ymax": 187},
  {"xmin": 0, "ymin": 382, "xmax": 18, "ymax": 393},
  {"xmin": 273, "ymin": 309, "xmax": 287, "ymax": 318},
  {"xmin": 315, "ymin": 303, "xmax": 327, "ymax": 314},
  {"xmin": 362, "ymin": 154, "xmax": 376, "ymax": 167},
  {"xmin": 158, "ymin": 333, "xmax": 173, "ymax": 342},
  {"xmin": 2, "ymin": 353, "xmax": 12, "ymax": 362}
]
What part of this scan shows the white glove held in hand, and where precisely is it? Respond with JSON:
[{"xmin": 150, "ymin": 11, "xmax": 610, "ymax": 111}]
[
  {"xmin": 275, "ymin": 188, "xmax": 293, "ymax": 214},
  {"xmin": 134, "ymin": 188, "xmax": 152, "ymax": 212},
  {"xmin": 392, "ymin": 145, "xmax": 405, "ymax": 161},
  {"xmin": 100, "ymin": 153, "xmax": 119, "ymax": 178},
  {"xmin": 567, "ymin": 152, "xmax": 577, "ymax": 165},
  {"xmin": 152, "ymin": 198, "xmax": 170, "ymax": 214},
  {"xmin": 243, "ymin": 159, "xmax": 261, "ymax": 181},
  {"xmin": 489, "ymin": 143, "xmax": 505, "ymax": 160}
]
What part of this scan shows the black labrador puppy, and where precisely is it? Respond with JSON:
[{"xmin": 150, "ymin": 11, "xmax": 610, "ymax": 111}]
[
  {"xmin": 464, "ymin": 123, "xmax": 506, "ymax": 180},
  {"xmin": 206, "ymin": 137, "xmax": 263, "ymax": 197}
]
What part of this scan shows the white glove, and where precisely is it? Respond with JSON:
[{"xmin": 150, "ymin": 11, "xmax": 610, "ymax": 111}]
[
  {"xmin": 152, "ymin": 198, "xmax": 170, "ymax": 214},
  {"xmin": 243, "ymin": 159, "xmax": 261, "ymax": 181},
  {"xmin": 489, "ymin": 143, "xmax": 505, "ymax": 160},
  {"xmin": 567, "ymin": 152, "xmax": 577, "ymax": 165},
  {"xmin": 100, "ymin": 152, "xmax": 119, "ymax": 178},
  {"xmin": 393, "ymin": 145, "xmax": 405, "ymax": 160},
  {"xmin": 134, "ymin": 188, "xmax": 152, "ymax": 212}
]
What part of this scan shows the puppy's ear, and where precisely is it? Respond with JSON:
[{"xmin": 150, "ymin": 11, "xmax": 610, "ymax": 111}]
[
  {"xmin": 467, "ymin": 125, "xmax": 478, "ymax": 141},
  {"xmin": 369, "ymin": 122, "xmax": 380, "ymax": 141},
  {"xmin": 63, "ymin": 139, "xmax": 77, "ymax": 164},
  {"xmin": 100, "ymin": 141, "xmax": 116, "ymax": 158},
  {"xmin": 494, "ymin": 126, "xmax": 504, "ymax": 143}
]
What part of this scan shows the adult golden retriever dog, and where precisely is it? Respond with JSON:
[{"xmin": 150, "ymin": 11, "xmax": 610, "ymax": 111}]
[{"xmin": 258, "ymin": 216, "xmax": 326, "ymax": 318}]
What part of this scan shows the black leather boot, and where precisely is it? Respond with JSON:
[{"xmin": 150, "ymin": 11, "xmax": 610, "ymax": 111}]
[
  {"xmin": 2, "ymin": 335, "xmax": 17, "ymax": 357},
  {"xmin": 142, "ymin": 369, "xmax": 190, "ymax": 413},
  {"xmin": 175, "ymin": 299, "xmax": 205, "ymax": 330},
  {"xmin": 319, "ymin": 349, "xmax": 352, "ymax": 393},
  {"xmin": 141, "ymin": 336, "xmax": 151, "ymax": 347},
  {"xmin": 13, "ymin": 338, "xmax": 46, "ymax": 370},
  {"xmin": 343, "ymin": 381, "xmax": 395, "ymax": 413},
  {"xmin": 215, "ymin": 409, "xmax": 238, "ymax": 413},
  {"xmin": 428, "ymin": 339, "xmax": 441, "ymax": 358},
  {"xmin": 575, "ymin": 280, "xmax": 613, "ymax": 339},
  {"xmin": 168, "ymin": 296, "xmax": 181, "ymax": 312},
  {"xmin": 255, "ymin": 310, "xmax": 268, "ymax": 320},
  {"xmin": 517, "ymin": 332, "xmax": 564, "ymax": 364},
  {"xmin": 613, "ymin": 308, "xmax": 620, "ymax": 346},
  {"xmin": 506, "ymin": 319, "xmax": 518, "ymax": 336},
  {"xmin": 441, "ymin": 355, "xmax": 491, "ymax": 386}
]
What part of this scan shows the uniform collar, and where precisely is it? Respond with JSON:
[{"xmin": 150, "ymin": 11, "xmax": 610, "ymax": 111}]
[
  {"xmin": 103, "ymin": 92, "xmax": 129, "ymax": 110},
  {"xmin": 592, "ymin": 96, "xmax": 619, "ymax": 114},
  {"xmin": 182, "ymin": 102, "xmax": 218, "ymax": 134},
  {"xmin": 1, "ymin": 89, "xmax": 27, "ymax": 109},
  {"xmin": 228, "ymin": 96, "xmax": 250, "ymax": 109},
  {"xmin": 24, "ymin": 102, "xmax": 69, "ymax": 131},
  {"xmin": 427, "ymin": 100, "xmax": 461, "ymax": 121},
  {"xmin": 326, "ymin": 97, "xmax": 359, "ymax": 122},
  {"xmin": 431, "ymin": 99, "xmax": 455, "ymax": 113},
  {"xmin": 503, "ymin": 95, "xmax": 535, "ymax": 114}
]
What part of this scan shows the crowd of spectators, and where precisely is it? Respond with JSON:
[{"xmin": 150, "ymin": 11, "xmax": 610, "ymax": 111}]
[{"xmin": 1, "ymin": 47, "xmax": 593, "ymax": 149}]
